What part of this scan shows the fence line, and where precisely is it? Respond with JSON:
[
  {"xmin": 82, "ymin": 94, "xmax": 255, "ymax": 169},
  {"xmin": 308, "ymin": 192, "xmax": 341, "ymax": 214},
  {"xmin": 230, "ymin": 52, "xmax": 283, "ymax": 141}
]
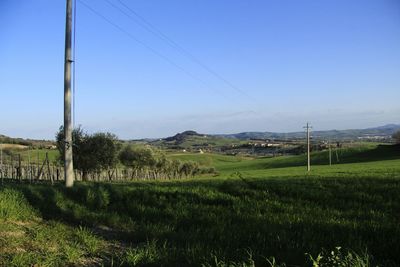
[
  {"xmin": 0, "ymin": 157, "xmax": 196, "ymax": 185},
  {"xmin": 0, "ymin": 163, "xmax": 194, "ymax": 183},
  {"xmin": 0, "ymin": 150, "xmax": 210, "ymax": 184}
]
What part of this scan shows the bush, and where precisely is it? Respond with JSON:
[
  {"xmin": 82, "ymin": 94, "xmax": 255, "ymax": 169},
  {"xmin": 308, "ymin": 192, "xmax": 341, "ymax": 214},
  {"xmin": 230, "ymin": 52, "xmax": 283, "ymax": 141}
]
[{"xmin": 119, "ymin": 145, "xmax": 156, "ymax": 169}]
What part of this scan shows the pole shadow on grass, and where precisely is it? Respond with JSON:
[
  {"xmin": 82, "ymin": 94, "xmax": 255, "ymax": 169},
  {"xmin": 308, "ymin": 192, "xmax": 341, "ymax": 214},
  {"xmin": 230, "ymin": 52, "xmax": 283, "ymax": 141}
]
[{"xmin": 6, "ymin": 177, "xmax": 400, "ymax": 266}]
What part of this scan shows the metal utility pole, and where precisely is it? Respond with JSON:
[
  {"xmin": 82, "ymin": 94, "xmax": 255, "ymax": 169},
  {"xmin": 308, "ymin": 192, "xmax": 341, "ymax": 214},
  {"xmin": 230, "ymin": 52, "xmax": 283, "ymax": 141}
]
[
  {"xmin": 304, "ymin": 123, "xmax": 312, "ymax": 172},
  {"xmin": 64, "ymin": 0, "xmax": 74, "ymax": 187}
]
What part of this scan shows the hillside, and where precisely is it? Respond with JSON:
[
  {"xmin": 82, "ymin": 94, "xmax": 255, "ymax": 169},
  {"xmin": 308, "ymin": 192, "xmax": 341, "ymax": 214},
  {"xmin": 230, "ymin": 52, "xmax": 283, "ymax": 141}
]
[
  {"xmin": 0, "ymin": 134, "xmax": 55, "ymax": 148},
  {"xmin": 216, "ymin": 124, "xmax": 400, "ymax": 141},
  {"xmin": 164, "ymin": 130, "xmax": 205, "ymax": 142},
  {"xmin": 145, "ymin": 124, "xmax": 399, "ymax": 156},
  {"xmin": 150, "ymin": 130, "xmax": 246, "ymax": 150},
  {"xmin": 168, "ymin": 143, "xmax": 400, "ymax": 174}
]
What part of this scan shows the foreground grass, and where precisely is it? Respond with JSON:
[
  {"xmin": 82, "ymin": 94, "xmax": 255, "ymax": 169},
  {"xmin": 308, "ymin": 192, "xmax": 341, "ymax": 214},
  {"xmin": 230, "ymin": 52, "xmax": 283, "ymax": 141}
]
[
  {"xmin": 1, "ymin": 156, "xmax": 400, "ymax": 266},
  {"xmin": 0, "ymin": 189, "xmax": 106, "ymax": 266}
]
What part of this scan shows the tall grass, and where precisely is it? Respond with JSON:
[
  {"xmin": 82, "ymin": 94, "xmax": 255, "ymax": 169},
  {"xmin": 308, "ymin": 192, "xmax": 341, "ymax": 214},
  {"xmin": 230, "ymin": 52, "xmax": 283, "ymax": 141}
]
[
  {"xmin": 0, "ymin": 188, "xmax": 37, "ymax": 220},
  {"xmin": 3, "ymin": 167, "xmax": 399, "ymax": 266},
  {"xmin": 0, "ymin": 188, "xmax": 105, "ymax": 266}
]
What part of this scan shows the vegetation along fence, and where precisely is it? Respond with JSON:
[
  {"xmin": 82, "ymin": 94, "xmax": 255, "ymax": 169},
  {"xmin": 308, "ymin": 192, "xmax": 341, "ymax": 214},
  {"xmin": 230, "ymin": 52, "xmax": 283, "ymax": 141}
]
[{"xmin": 0, "ymin": 152, "xmax": 214, "ymax": 184}]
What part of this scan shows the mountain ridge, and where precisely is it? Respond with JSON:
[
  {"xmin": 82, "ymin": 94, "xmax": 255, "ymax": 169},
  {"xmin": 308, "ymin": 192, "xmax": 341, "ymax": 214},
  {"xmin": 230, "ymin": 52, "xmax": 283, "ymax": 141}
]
[
  {"xmin": 2, "ymin": 124, "xmax": 399, "ymax": 143},
  {"xmin": 213, "ymin": 124, "xmax": 400, "ymax": 140}
]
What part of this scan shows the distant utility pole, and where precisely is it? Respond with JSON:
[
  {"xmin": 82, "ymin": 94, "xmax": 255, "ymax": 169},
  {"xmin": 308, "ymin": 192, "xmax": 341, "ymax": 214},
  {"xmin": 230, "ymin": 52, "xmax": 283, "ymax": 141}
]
[
  {"xmin": 0, "ymin": 144, "xmax": 2, "ymax": 168},
  {"xmin": 64, "ymin": 0, "xmax": 74, "ymax": 187},
  {"xmin": 328, "ymin": 140, "xmax": 332, "ymax": 166},
  {"xmin": 0, "ymin": 144, "xmax": 3, "ymax": 184},
  {"xmin": 304, "ymin": 123, "xmax": 312, "ymax": 172}
]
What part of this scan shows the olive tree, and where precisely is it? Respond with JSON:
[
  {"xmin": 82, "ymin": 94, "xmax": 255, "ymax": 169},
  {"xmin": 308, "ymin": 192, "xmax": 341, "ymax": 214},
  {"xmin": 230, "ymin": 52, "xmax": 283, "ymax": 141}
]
[
  {"xmin": 119, "ymin": 145, "xmax": 156, "ymax": 169},
  {"xmin": 56, "ymin": 126, "xmax": 121, "ymax": 181},
  {"xmin": 179, "ymin": 161, "xmax": 200, "ymax": 178}
]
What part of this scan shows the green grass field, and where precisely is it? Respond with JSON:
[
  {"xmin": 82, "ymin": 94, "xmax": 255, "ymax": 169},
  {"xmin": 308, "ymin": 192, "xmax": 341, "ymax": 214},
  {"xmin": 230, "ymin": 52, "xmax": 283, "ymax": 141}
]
[
  {"xmin": 1, "ymin": 144, "xmax": 399, "ymax": 266},
  {"xmin": 1, "ymin": 148, "xmax": 59, "ymax": 164},
  {"xmin": 169, "ymin": 144, "xmax": 400, "ymax": 176}
]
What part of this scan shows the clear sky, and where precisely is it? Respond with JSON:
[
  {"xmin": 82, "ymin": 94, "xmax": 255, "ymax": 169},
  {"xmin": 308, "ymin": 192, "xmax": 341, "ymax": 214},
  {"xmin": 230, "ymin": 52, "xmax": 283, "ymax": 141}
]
[{"xmin": 1, "ymin": 0, "xmax": 400, "ymax": 139}]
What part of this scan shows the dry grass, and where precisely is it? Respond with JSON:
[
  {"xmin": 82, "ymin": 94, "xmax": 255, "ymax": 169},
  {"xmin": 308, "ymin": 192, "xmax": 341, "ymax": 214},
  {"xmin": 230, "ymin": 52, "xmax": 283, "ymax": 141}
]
[{"xmin": 0, "ymin": 144, "xmax": 29, "ymax": 150}]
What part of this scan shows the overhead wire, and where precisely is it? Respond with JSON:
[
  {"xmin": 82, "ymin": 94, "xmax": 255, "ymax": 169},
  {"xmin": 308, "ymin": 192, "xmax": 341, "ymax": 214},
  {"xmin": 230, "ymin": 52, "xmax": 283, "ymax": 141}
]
[
  {"xmin": 77, "ymin": 0, "xmax": 231, "ymax": 100},
  {"xmin": 113, "ymin": 0, "xmax": 259, "ymax": 104}
]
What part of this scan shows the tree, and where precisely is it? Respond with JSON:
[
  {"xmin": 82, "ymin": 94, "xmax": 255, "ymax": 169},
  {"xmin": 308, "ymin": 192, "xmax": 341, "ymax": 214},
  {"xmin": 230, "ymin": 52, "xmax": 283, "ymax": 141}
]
[
  {"xmin": 56, "ymin": 126, "xmax": 121, "ymax": 181},
  {"xmin": 118, "ymin": 145, "xmax": 208, "ymax": 179},
  {"xmin": 119, "ymin": 145, "xmax": 156, "ymax": 170},
  {"xmin": 170, "ymin": 159, "xmax": 182, "ymax": 178},
  {"xmin": 179, "ymin": 161, "xmax": 199, "ymax": 178},
  {"xmin": 393, "ymin": 131, "xmax": 400, "ymax": 144},
  {"xmin": 81, "ymin": 132, "xmax": 121, "ymax": 172},
  {"xmin": 56, "ymin": 125, "xmax": 85, "ymax": 170}
]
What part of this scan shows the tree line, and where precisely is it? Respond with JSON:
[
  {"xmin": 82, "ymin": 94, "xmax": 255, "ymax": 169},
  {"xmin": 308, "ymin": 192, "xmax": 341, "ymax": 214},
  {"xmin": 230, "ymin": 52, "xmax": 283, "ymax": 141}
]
[{"xmin": 56, "ymin": 126, "xmax": 215, "ymax": 181}]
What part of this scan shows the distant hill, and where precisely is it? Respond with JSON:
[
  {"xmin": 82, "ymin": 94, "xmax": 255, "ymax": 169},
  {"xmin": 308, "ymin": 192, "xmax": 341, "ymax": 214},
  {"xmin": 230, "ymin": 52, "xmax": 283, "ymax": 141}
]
[
  {"xmin": 3, "ymin": 124, "xmax": 399, "ymax": 148},
  {"xmin": 164, "ymin": 130, "xmax": 206, "ymax": 143},
  {"xmin": 0, "ymin": 134, "xmax": 55, "ymax": 148},
  {"xmin": 150, "ymin": 130, "xmax": 243, "ymax": 149},
  {"xmin": 215, "ymin": 124, "xmax": 400, "ymax": 141},
  {"xmin": 151, "ymin": 124, "xmax": 399, "ymax": 150},
  {"xmin": 147, "ymin": 124, "xmax": 397, "ymax": 154}
]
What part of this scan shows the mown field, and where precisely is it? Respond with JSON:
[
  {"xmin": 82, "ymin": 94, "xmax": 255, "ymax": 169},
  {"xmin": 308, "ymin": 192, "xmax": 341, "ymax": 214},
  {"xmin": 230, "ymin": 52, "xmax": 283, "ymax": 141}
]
[{"xmin": 1, "ymin": 144, "xmax": 399, "ymax": 266}]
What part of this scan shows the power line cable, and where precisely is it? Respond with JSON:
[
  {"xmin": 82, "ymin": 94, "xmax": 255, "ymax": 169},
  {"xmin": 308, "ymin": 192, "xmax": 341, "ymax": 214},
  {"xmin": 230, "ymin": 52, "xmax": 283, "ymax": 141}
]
[
  {"xmin": 113, "ymin": 0, "xmax": 258, "ymax": 103},
  {"xmin": 77, "ymin": 0, "xmax": 231, "ymax": 100},
  {"xmin": 102, "ymin": 0, "xmax": 263, "ymax": 116}
]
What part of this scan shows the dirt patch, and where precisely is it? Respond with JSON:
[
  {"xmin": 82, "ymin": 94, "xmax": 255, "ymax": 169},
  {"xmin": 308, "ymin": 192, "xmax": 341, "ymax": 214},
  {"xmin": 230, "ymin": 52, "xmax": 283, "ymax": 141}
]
[
  {"xmin": 0, "ymin": 229, "xmax": 25, "ymax": 238},
  {"xmin": 0, "ymin": 144, "xmax": 29, "ymax": 150}
]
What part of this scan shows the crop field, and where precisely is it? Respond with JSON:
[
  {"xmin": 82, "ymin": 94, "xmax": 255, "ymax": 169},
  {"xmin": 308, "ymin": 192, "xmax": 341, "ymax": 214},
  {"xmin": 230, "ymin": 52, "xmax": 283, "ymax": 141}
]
[{"xmin": 0, "ymin": 144, "xmax": 399, "ymax": 266}]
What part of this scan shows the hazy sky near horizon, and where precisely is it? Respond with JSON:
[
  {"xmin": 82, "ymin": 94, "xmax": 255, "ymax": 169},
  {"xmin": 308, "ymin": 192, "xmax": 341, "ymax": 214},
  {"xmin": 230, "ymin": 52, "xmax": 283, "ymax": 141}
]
[{"xmin": 1, "ymin": 0, "xmax": 400, "ymax": 139}]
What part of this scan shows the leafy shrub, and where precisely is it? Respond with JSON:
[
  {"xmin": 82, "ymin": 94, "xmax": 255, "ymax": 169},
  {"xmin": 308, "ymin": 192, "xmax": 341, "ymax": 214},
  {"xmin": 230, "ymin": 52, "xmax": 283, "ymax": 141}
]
[{"xmin": 199, "ymin": 167, "xmax": 217, "ymax": 174}]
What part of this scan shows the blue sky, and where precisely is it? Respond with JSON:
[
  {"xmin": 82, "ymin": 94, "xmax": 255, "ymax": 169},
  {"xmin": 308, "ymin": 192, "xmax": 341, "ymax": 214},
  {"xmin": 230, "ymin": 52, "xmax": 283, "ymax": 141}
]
[{"xmin": 1, "ymin": 0, "xmax": 400, "ymax": 139}]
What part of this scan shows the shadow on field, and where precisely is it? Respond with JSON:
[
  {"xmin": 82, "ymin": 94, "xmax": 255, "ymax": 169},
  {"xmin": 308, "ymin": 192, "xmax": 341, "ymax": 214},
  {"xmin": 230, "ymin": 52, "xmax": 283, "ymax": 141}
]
[{"xmin": 9, "ymin": 176, "xmax": 400, "ymax": 266}]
